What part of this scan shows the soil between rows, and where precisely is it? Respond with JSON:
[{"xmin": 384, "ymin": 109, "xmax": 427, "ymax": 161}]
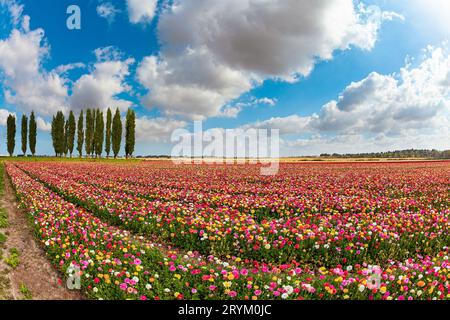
[{"xmin": 0, "ymin": 167, "xmax": 83, "ymax": 300}]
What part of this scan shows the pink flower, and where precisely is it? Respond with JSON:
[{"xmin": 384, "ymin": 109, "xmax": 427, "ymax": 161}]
[{"xmin": 119, "ymin": 283, "xmax": 128, "ymax": 291}]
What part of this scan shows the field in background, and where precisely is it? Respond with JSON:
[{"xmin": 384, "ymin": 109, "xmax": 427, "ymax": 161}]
[{"xmin": 3, "ymin": 160, "xmax": 450, "ymax": 300}]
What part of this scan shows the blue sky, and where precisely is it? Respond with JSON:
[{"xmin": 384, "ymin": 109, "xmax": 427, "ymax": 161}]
[{"xmin": 0, "ymin": 0, "xmax": 450, "ymax": 156}]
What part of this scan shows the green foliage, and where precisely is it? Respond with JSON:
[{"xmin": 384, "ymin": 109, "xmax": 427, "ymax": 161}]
[
  {"xmin": 85, "ymin": 109, "xmax": 94, "ymax": 157},
  {"xmin": 64, "ymin": 119, "xmax": 69, "ymax": 156},
  {"xmin": 77, "ymin": 110, "xmax": 84, "ymax": 158},
  {"xmin": 4, "ymin": 248, "xmax": 20, "ymax": 269},
  {"xmin": 320, "ymin": 149, "xmax": 450, "ymax": 159},
  {"xmin": 19, "ymin": 283, "xmax": 33, "ymax": 300},
  {"xmin": 91, "ymin": 109, "xmax": 96, "ymax": 157},
  {"xmin": 0, "ymin": 233, "xmax": 6, "ymax": 245},
  {"xmin": 29, "ymin": 111, "xmax": 37, "ymax": 156},
  {"xmin": 105, "ymin": 108, "xmax": 112, "ymax": 157},
  {"xmin": 21, "ymin": 114, "xmax": 28, "ymax": 156},
  {"xmin": 125, "ymin": 108, "xmax": 136, "ymax": 158},
  {"xmin": 0, "ymin": 209, "xmax": 7, "ymax": 229},
  {"xmin": 51, "ymin": 111, "xmax": 65, "ymax": 157},
  {"xmin": 94, "ymin": 109, "xmax": 104, "ymax": 157},
  {"xmin": 67, "ymin": 111, "xmax": 76, "ymax": 157},
  {"xmin": 7, "ymin": 114, "xmax": 16, "ymax": 157},
  {"xmin": 112, "ymin": 108, "xmax": 122, "ymax": 159}
]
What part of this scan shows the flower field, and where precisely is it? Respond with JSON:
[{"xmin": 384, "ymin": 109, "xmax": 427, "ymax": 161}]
[{"xmin": 5, "ymin": 161, "xmax": 450, "ymax": 300}]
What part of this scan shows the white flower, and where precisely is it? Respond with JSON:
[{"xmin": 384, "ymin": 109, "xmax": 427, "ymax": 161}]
[
  {"xmin": 281, "ymin": 293, "xmax": 289, "ymax": 300},
  {"xmin": 283, "ymin": 285, "xmax": 294, "ymax": 295},
  {"xmin": 265, "ymin": 244, "xmax": 271, "ymax": 250},
  {"xmin": 132, "ymin": 276, "xmax": 139, "ymax": 283},
  {"xmin": 346, "ymin": 266, "xmax": 353, "ymax": 272},
  {"xmin": 145, "ymin": 284, "xmax": 152, "ymax": 290},
  {"xmin": 93, "ymin": 287, "xmax": 98, "ymax": 293},
  {"xmin": 358, "ymin": 285, "xmax": 366, "ymax": 292}
]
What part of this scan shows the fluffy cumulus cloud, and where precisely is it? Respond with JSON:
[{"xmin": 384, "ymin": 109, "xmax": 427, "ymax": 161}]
[
  {"xmin": 36, "ymin": 116, "xmax": 51, "ymax": 131},
  {"xmin": 137, "ymin": 0, "xmax": 399, "ymax": 119},
  {"xmin": 96, "ymin": 1, "xmax": 120, "ymax": 24},
  {"xmin": 248, "ymin": 46, "xmax": 450, "ymax": 154},
  {"xmin": 0, "ymin": 13, "xmax": 69, "ymax": 115},
  {"xmin": 70, "ymin": 47, "xmax": 135, "ymax": 112},
  {"xmin": 136, "ymin": 116, "xmax": 186, "ymax": 142},
  {"xmin": 0, "ymin": 108, "xmax": 13, "ymax": 125},
  {"xmin": 126, "ymin": 0, "xmax": 158, "ymax": 24}
]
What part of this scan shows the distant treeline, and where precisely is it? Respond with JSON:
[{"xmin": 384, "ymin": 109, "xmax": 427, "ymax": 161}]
[{"xmin": 320, "ymin": 149, "xmax": 450, "ymax": 159}]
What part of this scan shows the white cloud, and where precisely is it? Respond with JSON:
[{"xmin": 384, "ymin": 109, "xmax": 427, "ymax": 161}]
[
  {"xmin": 1, "ymin": 0, "xmax": 24, "ymax": 26},
  {"xmin": 0, "ymin": 108, "xmax": 14, "ymax": 126},
  {"xmin": 126, "ymin": 0, "xmax": 158, "ymax": 24},
  {"xmin": 36, "ymin": 116, "xmax": 51, "ymax": 131},
  {"xmin": 0, "ymin": 6, "xmax": 138, "ymax": 119},
  {"xmin": 137, "ymin": 0, "xmax": 399, "ymax": 120},
  {"xmin": 0, "ymin": 25, "xmax": 70, "ymax": 115},
  {"xmin": 246, "ymin": 115, "xmax": 313, "ymax": 135},
  {"xmin": 54, "ymin": 62, "xmax": 85, "ymax": 75},
  {"xmin": 136, "ymin": 116, "xmax": 186, "ymax": 142},
  {"xmin": 96, "ymin": 2, "xmax": 120, "ymax": 24},
  {"xmin": 246, "ymin": 46, "xmax": 450, "ymax": 154},
  {"xmin": 70, "ymin": 49, "xmax": 135, "ymax": 112},
  {"xmin": 254, "ymin": 98, "xmax": 277, "ymax": 107}
]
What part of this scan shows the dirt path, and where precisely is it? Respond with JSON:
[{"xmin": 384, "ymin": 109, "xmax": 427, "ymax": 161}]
[{"xmin": 0, "ymin": 168, "xmax": 83, "ymax": 300}]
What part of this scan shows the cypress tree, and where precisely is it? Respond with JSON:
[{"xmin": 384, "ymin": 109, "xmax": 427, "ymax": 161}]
[
  {"xmin": 91, "ymin": 109, "xmax": 96, "ymax": 157},
  {"xmin": 94, "ymin": 109, "xmax": 104, "ymax": 158},
  {"xmin": 85, "ymin": 109, "xmax": 93, "ymax": 157},
  {"xmin": 77, "ymin": 110, "xmax": 84, "ymax": 158},
  {"xmin": 29, "ymin": 111, "xmax": 37, "ymax": 156},
  {"xmin": 51, "ymin": 111, "xmax": 65, "ymax": 157},
  {"xmin": 51, "ymin": 115, "xmax": 57, "ymax": 156},
  {"xmin": 64, "ymin": 119, "xmax": 69, "ymax": 157},
  {"xmin": 112, "ymin": 108, "xmax": 122, "ymax": 159},
  {"xmin": 7, "ymin": 114, "xmax": 16, "ymax": 157},
  {"xmin": 21, "ymin": 114, "xmax": 28, "ymax": 156},
  {"xmin": 125, "ymin": 108, "xmax": 136, "ymax": 159},
  {"xmin": 67, "ymin": 111, "xmax": 76, "ymax": 157},
  {"xmin": 105, "ymin": 108, "xmax": 112, "ymax": 158}
]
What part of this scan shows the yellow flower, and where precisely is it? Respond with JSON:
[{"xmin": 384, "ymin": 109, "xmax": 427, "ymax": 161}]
[{"xmin": 223, "ymin": 281, "xmax": 232, "ymax": 288}]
